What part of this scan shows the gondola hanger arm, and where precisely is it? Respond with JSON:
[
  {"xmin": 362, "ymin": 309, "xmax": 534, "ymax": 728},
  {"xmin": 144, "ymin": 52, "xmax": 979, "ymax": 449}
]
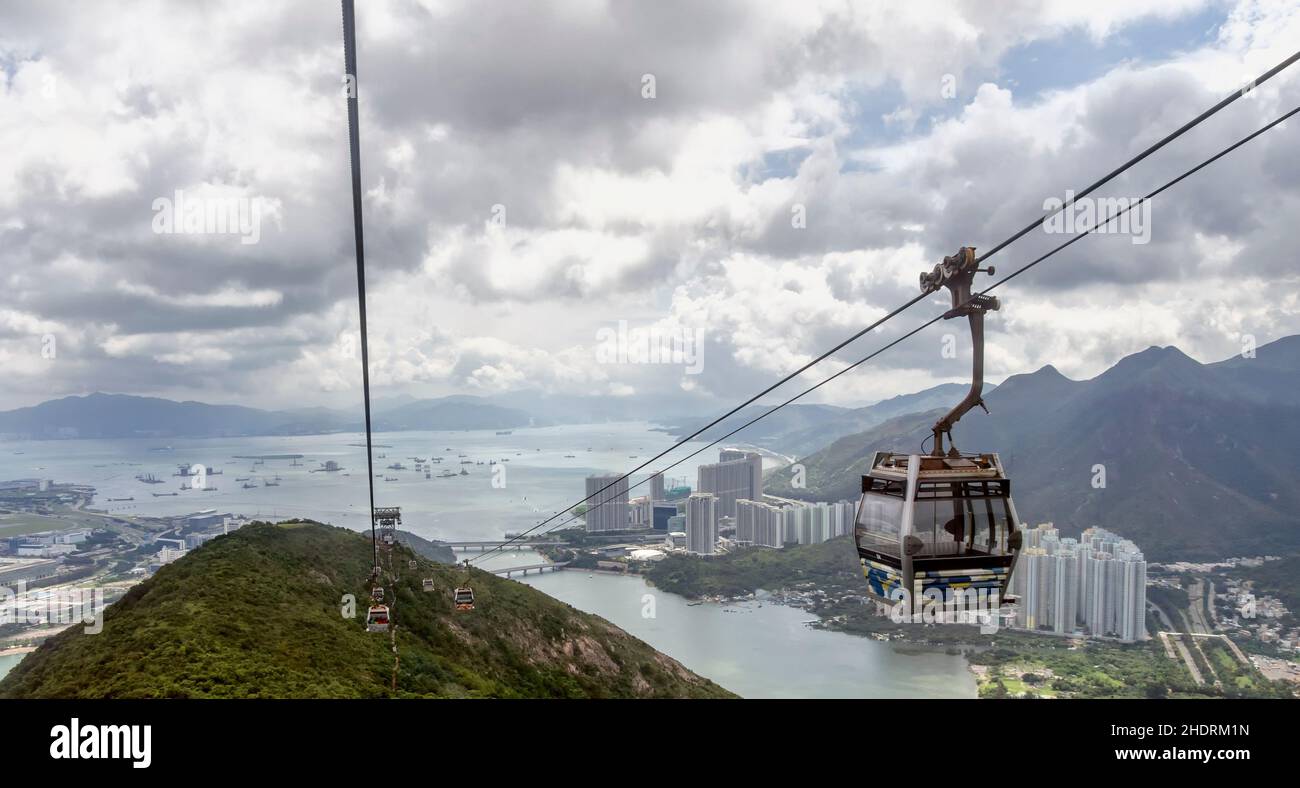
[{"xmin": 921, "ymin": 247, "xmax": 998, "ymax": 457}]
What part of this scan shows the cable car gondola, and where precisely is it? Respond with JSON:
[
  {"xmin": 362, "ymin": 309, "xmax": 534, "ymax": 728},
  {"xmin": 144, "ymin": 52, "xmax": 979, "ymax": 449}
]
[
  {"xmin": 366, "ymin": 605, "xmax": 390, "ymax": 633},
  {"xmin": 854, "ymin": 248, "xmax": 1023, "ymax": 622},
  {"xmin": 422, "ymin": 578, "xmax": 435, "ymax": 592},
  {"xmin": 453, "ymin": 560, "xmax": 475, "ymax": 611}
]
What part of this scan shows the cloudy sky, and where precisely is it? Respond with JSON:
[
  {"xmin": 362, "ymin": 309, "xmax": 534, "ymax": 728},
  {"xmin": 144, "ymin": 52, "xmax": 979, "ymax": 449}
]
[{"xmin": 2, "ymin": 0, "xmax": 1298, "ymax": 416}]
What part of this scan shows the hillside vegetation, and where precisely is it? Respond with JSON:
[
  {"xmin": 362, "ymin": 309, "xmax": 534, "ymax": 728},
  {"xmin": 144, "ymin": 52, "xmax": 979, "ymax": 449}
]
[
  {"xmin": 0, "ymin": 521, "xmax": 733, "ymax": 698},
  {"xmin": 646, "ymin": 538, "xmax": 860, "ymax": 599}
]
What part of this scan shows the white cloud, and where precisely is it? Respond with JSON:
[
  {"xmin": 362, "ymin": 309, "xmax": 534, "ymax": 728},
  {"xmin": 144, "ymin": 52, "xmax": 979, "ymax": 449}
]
[{"xmin": 1, "ymin": 0, "xmax": 1297, "ymax": 415}]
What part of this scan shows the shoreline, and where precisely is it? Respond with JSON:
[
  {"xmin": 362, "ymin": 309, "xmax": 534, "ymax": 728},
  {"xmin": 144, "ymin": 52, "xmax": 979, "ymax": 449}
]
[{"xmin": 569, "ymin": 568, "xmax": 977, "ymax": 659}]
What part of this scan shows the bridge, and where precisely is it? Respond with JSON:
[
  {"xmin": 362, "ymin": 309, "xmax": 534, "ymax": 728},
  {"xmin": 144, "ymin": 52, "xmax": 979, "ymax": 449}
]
[
  {"xmin": 445, "ymin": 540, "xmax": 565, "ymax": 552},
  {"xmin": 445, "ymin": 533, "xmax": 667, "ymax": 551},
  {"xmin": 490, "ymin": 561, "xmax": 570, "ymax": 578}
]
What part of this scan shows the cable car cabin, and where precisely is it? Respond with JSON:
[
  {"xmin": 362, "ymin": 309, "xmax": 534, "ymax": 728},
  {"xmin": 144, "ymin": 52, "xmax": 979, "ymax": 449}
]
[
  {"xmin": 453, "ymin": 587, "xmax": 475, "ymax": 611},
  {"xmin": 381, "ymin": 531, "xmax": 395, "ymax": 546},
  {"xmin": 409, "ymin": 559, "xmax": 417, "ymax": 570},
  {"xmin": 855, "ymin": 451, "xmax": 1023, "ymax": 620},
  {"xmin": 372, "ymin": 586, "xmax": 384, "ymax": 603},
  {"xmin": 366, "ymin": 605, "xmax": 390, "ymax": 633},
  {"xmin": 422, "ymin": 578, "xmax": 435, "ymax": 592}
]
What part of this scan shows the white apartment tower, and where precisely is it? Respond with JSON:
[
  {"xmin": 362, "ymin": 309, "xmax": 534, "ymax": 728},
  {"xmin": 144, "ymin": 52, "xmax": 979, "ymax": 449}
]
[
  {"xmin": 686, "ymin": 493, "xmax": 718, "ymax": 555},
  {"xmin": 1011, "ymin": 524, "xmax": 1147, "ymax": 642}
]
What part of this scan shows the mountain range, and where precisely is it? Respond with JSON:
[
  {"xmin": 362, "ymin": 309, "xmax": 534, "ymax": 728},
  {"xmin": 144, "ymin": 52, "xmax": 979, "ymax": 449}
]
[
  {"xmin": 0, "ymin": 387, "xmax": 726, "ymax": 440},
  {"xmin": 0, "ymin": 392, "xmax": 537, "ymax": 439},
  {"xmin": 765, "ymin": 336, "xmax": 1300, "ymax": 561}
]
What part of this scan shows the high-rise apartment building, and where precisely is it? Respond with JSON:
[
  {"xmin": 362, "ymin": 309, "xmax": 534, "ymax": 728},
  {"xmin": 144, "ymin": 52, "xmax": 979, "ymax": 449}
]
[
  {"xmin": 1010, "ymin": 524, "xmax": 1147, "ymax": 642},
  {"xmin": 649, "ymin": 473, "xmax": 665, "ymax": 503},
  {"xmin": 686, "ymin": 493, "xmax": 718, "ymax": 555},
  {"xmin": 697, "ymin": 450, "xmax": 763, "ymax": 518},
  {"xmin": 584, "ymin": 474, "xmax": 629, "ymax": 532}
]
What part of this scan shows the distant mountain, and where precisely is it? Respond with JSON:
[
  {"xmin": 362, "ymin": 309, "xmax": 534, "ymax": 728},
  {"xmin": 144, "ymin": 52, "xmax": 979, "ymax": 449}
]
[
  {"xmin": 0, "ymin": 393, "xmax": 304, "ymax": 439},
  {"xmin": 0, "ymin": 521, "xmax": 734, "ymax": 698},
  {"xmin": 766, "ymin": 337, "xmax": 1300, "ymax": 561},
  {"xmin": 660, "ymin": 403, "xmax": 850, "ymax": 456},
  {"xmin": 661, "ymin": 382, "xmax": 989, "ymax": 456},
  {"xmin": 370, "ymin": 393, "xmax": 422, "ymax": 413},
  {"xmin": 0, "ymin": 392, "xmax": 539, "ymax": 439},
  {"xmin": 391, "ymin": 530, "xmax": 456, "ymax": 564},
  {"xmin": 0, "ymin": 388, "xmax": 724, "ymax": 441}
]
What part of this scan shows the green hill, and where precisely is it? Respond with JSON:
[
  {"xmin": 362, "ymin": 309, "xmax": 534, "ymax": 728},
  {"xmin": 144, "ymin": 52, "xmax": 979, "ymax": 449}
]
[
  {"xmin": 646, "ymin": 538, "xmax": 860, "ymax": 600},
  {"xmin": 0, "ymin": 521, "xmax": 733, "ymax": 698},
  {"xmin": 393, "ymin": 529, "xmax": 457, "ymax": 564}
]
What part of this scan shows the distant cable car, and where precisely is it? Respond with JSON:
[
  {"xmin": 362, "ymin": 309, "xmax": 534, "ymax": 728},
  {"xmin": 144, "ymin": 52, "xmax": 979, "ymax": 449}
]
[
  {"xmin": 372, "ymin": 586, "xmax": 384, "ymax": 603},
  {"xmin": 422, "ymin": 578, "xmax": 435, "ymax": 592},
  {"xmin": 855, "ymin": 248, "xmax": 1023, "ymax": 620},
  {"xmin": 409, "ymin": 559, "xmax": 417, "ymax": 570},
  {"xmin": 366, "ymin": 605, "xmax": 390, "ymax": 632},
  {"xmin": 453, "ymin": 560, "xmax": 475, "ymax": 611},
  {"xmin": 381, "ymin": 531, "xmax": 395, "ymax": 546}
]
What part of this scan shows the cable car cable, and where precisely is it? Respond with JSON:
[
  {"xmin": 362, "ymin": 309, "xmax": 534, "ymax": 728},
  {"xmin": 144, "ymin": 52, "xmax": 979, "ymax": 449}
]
[
  {"xmin": 341, "ymin": 0, "xmax": 380, "ymax": 574},
  {"xmin": 474, "ymin": 101, "xmax": 1300, "ymax": 556}
]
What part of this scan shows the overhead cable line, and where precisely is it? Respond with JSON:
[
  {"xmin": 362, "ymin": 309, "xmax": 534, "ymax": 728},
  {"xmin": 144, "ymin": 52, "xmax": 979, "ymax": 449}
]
[{"xmin": 341, "ymin": 0, "xmax": 380, "ymax": 570}]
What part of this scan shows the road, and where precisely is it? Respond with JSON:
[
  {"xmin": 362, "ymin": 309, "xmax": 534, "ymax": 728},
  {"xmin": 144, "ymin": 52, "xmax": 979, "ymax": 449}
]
[
  {"xmin": 1186, "ymin": 579, "xmax": 1212, "ymax": 635},
  {"xmin": 1148, "ymin": 601, "xmax": 1205, "ymax": 686}
]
